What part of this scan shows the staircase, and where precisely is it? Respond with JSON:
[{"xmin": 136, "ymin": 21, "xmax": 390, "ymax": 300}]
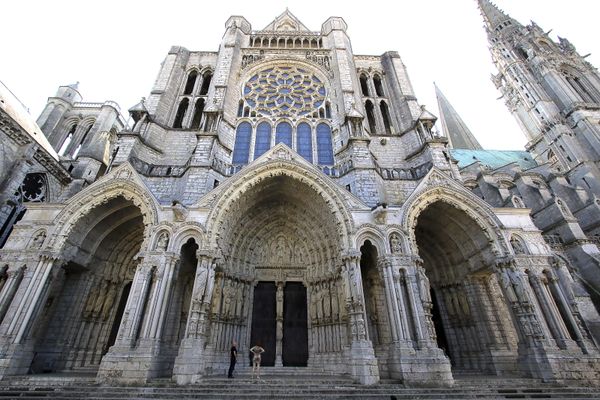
[{"xmin": 1, "ymin": 368, "xmax": 600, "ymax": 399}]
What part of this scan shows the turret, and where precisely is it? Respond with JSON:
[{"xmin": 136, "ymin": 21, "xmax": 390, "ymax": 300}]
[
  {"xmin": 479, "ymin": 0, "xmax": 600, "ymax": 191},
  {"xmin": 36, "ymin": 83, "xmax": 82, "ymax": 148}
]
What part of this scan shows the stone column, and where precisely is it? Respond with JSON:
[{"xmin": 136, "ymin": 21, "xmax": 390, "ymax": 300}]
[
  {"xmin": 385, "ymin": 255, "xmax": 453, "ymax": 385},
  {"xmin": 173, "ymin": 250, "xmax": 217, "ymax": 384},
  {"xmin": 275, "ymin": 281, "xmax": 284, "ymax": 366},
  {"xmin": 527, "ymin": 270, "xmax": 573, "ymax": 349},
  {"xmin": 97, "ymin": 261, "xmax": 156, "ymax": 382},
  {"xmin": 0, "ymin": 266, "xmax": 25, "ymax": 323},
  {"xmin": 108, "ymin": 252, "xmax": 181, "ymax": 382},
  {"xmin": 0, "ymin": 253, "xmax": 61, "ymax": 378},
  {"xmin": 142, "ymin": 254, "xmax": 180, "ymax": 340},
  {"xmin": 341, "ymin": 251, "xmax": 379, "ymax": 385},
  {"xmin": 494, "ymin": 259, "xmax": 563, "ymax": 381},
  {"xmin": 377, "ymin": 257, "xmax": 400, "ymax": 343},
  {"xmin": 545, "ymin": 267, "xmax": 591, "ymax": 352}
]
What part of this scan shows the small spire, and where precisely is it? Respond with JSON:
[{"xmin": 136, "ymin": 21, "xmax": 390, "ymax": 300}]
[
  {"xmin": 435, "ymin": 83, "xmax": 483, "ymax": 150},
  {"xmin": 68, "ymin": 81, "xmax": 80, "ymax": 90},
  {"xmin": 476, "ymin": 0, "xmax": 517, "ymax": 31}
]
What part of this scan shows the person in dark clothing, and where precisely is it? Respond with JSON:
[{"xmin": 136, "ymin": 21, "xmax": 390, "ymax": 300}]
[{"xmin": 228, "ymin": 340, "xmax": 237, "ymax": 378}]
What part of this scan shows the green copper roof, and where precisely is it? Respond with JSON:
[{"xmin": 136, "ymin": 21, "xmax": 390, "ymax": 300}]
[{"xmin": 450, "ymin": 149, "xmax": 537, "ymax": 170}]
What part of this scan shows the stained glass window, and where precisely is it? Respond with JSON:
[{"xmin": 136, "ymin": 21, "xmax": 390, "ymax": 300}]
[
  {"xmin": 232, "ymin": 122, "xmax": 252, "ymax": 164},
  {"xmin": 297, "ymin": 123, "xmax": 312, "ymax": 162},
  {"xmin": 254, "ymin": 122, "xmax": 272, "ymax": 159},
  {"xmin": 316, "ymin": 123, "xmax": 334, "ymax": 165},
  {"xmin": 242, "ymin": 66, "xmax": 326, "ymax": 118},
  {"xmin": 275, "ymin": 122, "xmax": 292, "ymax": 148}
]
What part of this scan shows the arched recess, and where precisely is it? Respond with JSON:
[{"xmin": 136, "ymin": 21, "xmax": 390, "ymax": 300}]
[
  {"xmin": 29, "ymin": 194, "xmax": 149, "ymax": 373},
  {"xmin": 404, "ymin": 186, "xmax": 519, "ymax": 374},
  {"xmin": 358, "ymin": 239, "xmax": 390, "ymax": 351},
  {"xmin": 201, "ymin": 160, "xmax": 356, "ymax": 370}
]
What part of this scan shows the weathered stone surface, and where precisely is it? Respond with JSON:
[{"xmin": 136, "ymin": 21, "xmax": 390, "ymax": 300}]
[{"xmin": 1, "ymin": 5, "xmax": 600, "ymax": 389}]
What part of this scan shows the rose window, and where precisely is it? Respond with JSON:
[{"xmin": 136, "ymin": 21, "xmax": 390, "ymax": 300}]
[{"xmin": 242, "ymin": 66, "xmax": 326, "ymax": 118}]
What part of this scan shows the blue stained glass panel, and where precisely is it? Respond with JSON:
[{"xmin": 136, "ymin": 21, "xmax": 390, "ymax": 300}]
[
  {"xmin": 297, "ymin": 122, "xmax": 313, "ymax": 162},
  {"xmin": 316, "ymin": 123, "xmax": 334, "ymax": 165},
  {"xmin": 254, "ymin": 122, "xmax": 272, "ymax": 159},
  {"xmin": 232, "ymin": 122, "xmax": 252, "ymax": 164},
  {"xmin": 276, "ymin": 122, "xmax": 293, "ymax": 148}
]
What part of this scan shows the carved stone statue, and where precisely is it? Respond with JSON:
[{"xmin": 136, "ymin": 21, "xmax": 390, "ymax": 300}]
[
  {"xmin": 30, "ymin": 231, "xmax": 46, "ymax": 249},
  {"xmin": 510, "ymin": 236, "xmax": 526, "ymax": 255},
  {"xmin": 417, "ymin": 266, "xmax": 432, "ymax": 304},
  {"xmin": 389, "ymin": 233, "xmax": 402, "ymax": 254},
  {"xmin": 156, "ymin": 232, "xmax": 169, "ymax": 251}
]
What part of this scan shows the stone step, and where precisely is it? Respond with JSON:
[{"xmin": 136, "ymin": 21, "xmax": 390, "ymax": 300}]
[
  {"xmin": 1, "ymin": 385, "xmax": 600, "ymax": 400},
  {"xmin": 2, "ymin": 375, "xmax": 600, "ymax": 400}
]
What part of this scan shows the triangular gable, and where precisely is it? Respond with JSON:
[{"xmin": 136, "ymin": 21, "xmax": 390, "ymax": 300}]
[
  {"xmin": 95, "ymin": 162, "xmax": 158, "ymax": 202},
  {"xmin": 193, "ymin": 143, "xmax": 368, "ymax": 210},
  {"xmin": 409, "ymin": 166, "xmax": 478, "ymax": 201},
  {"xmin": 262, "ymin": 9, "xmax": 310, "ymax": 32}
]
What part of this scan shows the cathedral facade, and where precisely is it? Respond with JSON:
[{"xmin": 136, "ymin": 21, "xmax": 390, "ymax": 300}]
[{"xmin": 1, "ymin": 1, "xmax": 600, "ymax": 386}]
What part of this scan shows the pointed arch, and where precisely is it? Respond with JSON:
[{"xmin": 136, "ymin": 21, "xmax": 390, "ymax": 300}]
[
  {"xmin": 173, "ymin": 98, "xmax": 189, "ymax": 128},
  {"xmin": 183, "ymin": 70, "xmax": 198, "ymax": 95},
  {"xmin": 49, "ymin": 166, "xmax": 159, "ymax": 250},
  {"xmin": 203, "ymin": 159, "xmax": 356, "ymax": 250},
  {"xmin": 199, "ymin": 70, "xmax": 213, "ymax": 95},
  {"xmin": 401, "ymin": 174, "xmax": 510, "ymax": 256}
]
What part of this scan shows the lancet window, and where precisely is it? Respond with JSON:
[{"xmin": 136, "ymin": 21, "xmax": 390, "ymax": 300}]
[
  {"xmin": 172, "ymin": 69, "xmax": 213, "ymax": 129},
  {"xmin": 233, "ymin": 65, "xmax": 335, "ymax": 168}
]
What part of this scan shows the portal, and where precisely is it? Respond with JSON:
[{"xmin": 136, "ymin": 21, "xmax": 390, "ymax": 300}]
[
  {"xmin": 250, "ymin": 282, "xmax": 276, "ymax": 366},
  {"xmin": 283, "ymin": 282, "xmax": 308, "ymax": 366}
]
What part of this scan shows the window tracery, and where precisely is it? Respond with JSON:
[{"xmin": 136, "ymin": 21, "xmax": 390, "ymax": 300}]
[
  {"xmin": 232, "ymin": 65, "xmax": 335, "ymax": 168},
  {"xmin": 242, "ymin": 66, "xmax": 327, "ymax": 118}
]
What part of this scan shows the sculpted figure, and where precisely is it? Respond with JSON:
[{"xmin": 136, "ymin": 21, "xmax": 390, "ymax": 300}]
[
  {"xmin": 92, "ymin": 281, "xmax": 109, "ymax": 318},
  {"xmin": 330, "ymin": 284, "xmax": 339, "ymax": 319},
  {"xmin": 323, "ymin": 285, "xmax": 331, "ymax": 319},
  {"xmin": 417, "ymin": 267, "xmax": 432, "ymax": 304},
  {"xmin": 389, "ymin": 233, "xmax": 402, "ymax": 254},
  {"xmin": 30, "ymin": 231, "xmax": 46, "ymax": 249},
  {"xmin": 101, "ymin": 283, "xmax": 118, "ymax": 320},
  {"xmin": 510, "ymin": 237, "xmax": 526, "ymax": 255},
  {"xmin": 83, "ymin": 279, "xmax": 101, "ymax": 318},
  {"xmin": 156, "ymin": 232, "xmax": 169, "ymax": 251},
  {"xmin": 222, "ymin": 280, "xmax": 233, "ymax": 318},
  {"xmin": 310, "ymin": 286, "xmax": 318, "ymax": 323},
  {"xmin": 235, "ymin": 282, "xmax": 244, "ymax": 318}
]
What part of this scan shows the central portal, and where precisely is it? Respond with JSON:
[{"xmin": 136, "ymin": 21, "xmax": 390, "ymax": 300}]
[
  {"xmin": 250, "ymin": 281, "xmax": 308, "ymax": 367},
  {"xmin": 283, "ymin": 282, "xmax": 308, "ymax": 366}
]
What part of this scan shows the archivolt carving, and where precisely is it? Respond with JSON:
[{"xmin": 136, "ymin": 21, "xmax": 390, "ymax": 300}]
[
  {"xmin": 355, "ymin": 225, "xmax": 385, "ymax": 254},
  {"xmin": 48, "ymin": 178, "xmax": 158, "ymax": 250},
  {"xmin": 203, "ymin": 159, "xmax": 355, "ymax": 250},
  {"xmin": 401, "ymin": 179, "xmax": 510, "ymax": 256},
  {"xmin": 29, "ymin": 230, "xmax": 47, "ymax": 249},
  {"xmin": 169, "ymin": 223, "xmax": 206, "ymax": 253}
]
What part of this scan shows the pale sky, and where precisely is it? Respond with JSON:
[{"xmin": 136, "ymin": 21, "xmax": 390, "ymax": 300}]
[{"xmin": 2, "ymin": 0, "xmax": 598, "ymax": 151}]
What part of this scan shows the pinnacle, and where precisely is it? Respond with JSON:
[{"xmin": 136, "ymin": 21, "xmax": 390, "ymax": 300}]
[{"xmin": 476, "ymin": 0, "xmax": 517, "ymax": 30}]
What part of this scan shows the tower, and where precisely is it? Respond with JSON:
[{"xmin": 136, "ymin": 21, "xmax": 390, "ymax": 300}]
[
  {"xmin": 435, "ymin": 83, "xmax": 482, "ymax": 150},
  {"xmin": 479, "ymin": 0, "xmax": 600, "ymax": 191}
]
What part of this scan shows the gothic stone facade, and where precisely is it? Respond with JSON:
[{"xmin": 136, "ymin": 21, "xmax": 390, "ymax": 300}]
[{"xmin": 1, "ymin": 4, "xmax": 600, "ymax": 386}]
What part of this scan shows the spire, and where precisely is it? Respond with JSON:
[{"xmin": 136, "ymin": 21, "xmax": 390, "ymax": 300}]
[
  {"xmin": 477, "ymin": 0, "xmax": 517, "ymax": 31},
  {"xmin": 435, "ymin": 83, "xmax": 483, "ymax": 150}
]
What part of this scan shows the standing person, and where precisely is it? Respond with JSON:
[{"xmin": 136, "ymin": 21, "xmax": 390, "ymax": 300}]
[
  {"xmin": 228, "ymin": 340, "xmax": 237, "ymax": 378},
  {"xmin": 249, "ymin": 343, "xmax": 265, "ymax": 380}
]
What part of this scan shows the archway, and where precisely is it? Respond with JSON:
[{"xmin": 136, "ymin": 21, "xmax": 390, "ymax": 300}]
[
  {"xmin": 359, "ymin": 241, "xmax": 388, "ymax": 350},
  {"xmin": 414, "ymin": 200, "xmax": 519, "ymax": 374},
  {"xmin": 29, "ymin": 196, "xmax": 145, "ymax": 374},
  {"xmin": 160, "ymin": 238, "xmax": 199, "ymax": 375},
  {"xmin": 207, "ymin": 173, "xmax": 346, "ymax": 371}
]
